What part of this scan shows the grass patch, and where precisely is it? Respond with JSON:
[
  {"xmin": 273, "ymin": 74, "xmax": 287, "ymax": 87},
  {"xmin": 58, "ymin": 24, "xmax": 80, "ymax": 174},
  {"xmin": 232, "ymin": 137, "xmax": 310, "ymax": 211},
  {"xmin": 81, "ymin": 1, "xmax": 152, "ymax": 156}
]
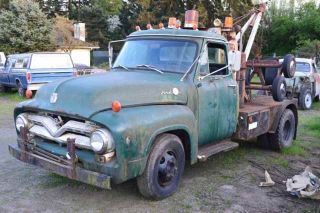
[
  {"xmin": 281, "ymin": 141, "xmax": 307, "ymax": 156},
  {"xmin": 312, "ymin": 101, "xmax": 320, "ymax": 110},
  {"xmin": 39, "ymin": 173, "xmax": 81, "ymax": 188},
  {"xmin": 299, "ymin": 116, "xmax": 320, "ymax": 138},
  {"xmin": 271, "ymin": 157, "xmax": 289, "ymax": 168},
  {"xmin": 0, "ymin": 90, "xmax": 25, "ymax": 102}
]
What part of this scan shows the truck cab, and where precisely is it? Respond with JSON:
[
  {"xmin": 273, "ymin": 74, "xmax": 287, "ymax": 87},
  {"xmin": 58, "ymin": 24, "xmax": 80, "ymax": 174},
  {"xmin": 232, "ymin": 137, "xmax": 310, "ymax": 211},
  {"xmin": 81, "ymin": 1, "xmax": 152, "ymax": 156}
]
[
  {"xmin": 0, "ymin": 52, "xmax": 76, "ymax": 96},
  {"xmin": 9, "ymin": 29, "xmax": 298, "ymax": 200},
  {"xmin": 285, "ymin": 58, "xmax": 320, "ymax": 109}
]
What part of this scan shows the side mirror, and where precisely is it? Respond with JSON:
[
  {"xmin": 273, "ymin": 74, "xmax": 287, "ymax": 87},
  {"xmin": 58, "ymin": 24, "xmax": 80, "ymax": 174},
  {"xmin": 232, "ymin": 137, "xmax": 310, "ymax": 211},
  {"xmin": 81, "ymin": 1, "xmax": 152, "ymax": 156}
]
[{"xmin": 228, "ymin": 51, "xmax": 241, "ymax": 72}]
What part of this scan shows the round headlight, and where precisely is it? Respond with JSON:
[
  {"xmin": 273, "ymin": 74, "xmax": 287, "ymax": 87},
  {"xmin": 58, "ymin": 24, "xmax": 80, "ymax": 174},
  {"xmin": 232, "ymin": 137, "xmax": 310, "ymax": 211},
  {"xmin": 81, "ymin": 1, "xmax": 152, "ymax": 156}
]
[
  {"xmin": 15, "ymin": 114, "xmax": 28, "ymax": 132},
  {"xmin": 90, "ymin": 129, "xmax": 114, "ymax": 154}
]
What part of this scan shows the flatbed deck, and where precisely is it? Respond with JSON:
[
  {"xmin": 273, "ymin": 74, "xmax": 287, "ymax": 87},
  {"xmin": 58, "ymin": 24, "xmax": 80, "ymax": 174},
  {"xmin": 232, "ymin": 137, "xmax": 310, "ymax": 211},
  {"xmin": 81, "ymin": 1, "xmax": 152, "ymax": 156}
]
[{"xmin": 234, "ymin": 96, "xmax": 298, "ymax": 140}]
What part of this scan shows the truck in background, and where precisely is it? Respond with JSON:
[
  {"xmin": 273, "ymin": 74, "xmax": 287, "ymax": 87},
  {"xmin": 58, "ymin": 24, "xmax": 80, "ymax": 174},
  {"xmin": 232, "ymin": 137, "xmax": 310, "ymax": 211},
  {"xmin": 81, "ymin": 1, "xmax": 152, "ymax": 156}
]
[{"xmin": 0, "ymin": 52, "xmax": 76, "ymax": 97}]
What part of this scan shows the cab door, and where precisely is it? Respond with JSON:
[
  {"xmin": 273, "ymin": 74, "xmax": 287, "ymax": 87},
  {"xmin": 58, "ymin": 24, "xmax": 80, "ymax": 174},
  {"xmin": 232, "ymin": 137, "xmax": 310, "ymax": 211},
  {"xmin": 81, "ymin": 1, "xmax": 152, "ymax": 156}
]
[{"xmin": 196, "ymin": 41, "xmax": 238, "ymax": 146}]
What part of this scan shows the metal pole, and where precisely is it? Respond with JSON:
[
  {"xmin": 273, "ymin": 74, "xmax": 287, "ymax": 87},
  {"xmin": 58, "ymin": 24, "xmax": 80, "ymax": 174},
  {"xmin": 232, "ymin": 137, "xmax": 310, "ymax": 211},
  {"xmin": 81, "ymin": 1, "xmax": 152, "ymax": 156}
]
[{"xmin": 244, "ymin": 12, "xmax": 262, "ymax": 60}]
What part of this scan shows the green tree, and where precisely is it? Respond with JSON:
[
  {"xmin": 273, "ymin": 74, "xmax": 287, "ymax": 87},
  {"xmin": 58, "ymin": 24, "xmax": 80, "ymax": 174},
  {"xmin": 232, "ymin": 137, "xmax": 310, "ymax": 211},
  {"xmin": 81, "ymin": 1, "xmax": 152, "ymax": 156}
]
[
  {"xmin": 0, "ymin": 0, "xmax": 54, "ymax": 53},
  {"xmin": 263, "ymin": 2, "xmax": 320, "ymax": 58}
]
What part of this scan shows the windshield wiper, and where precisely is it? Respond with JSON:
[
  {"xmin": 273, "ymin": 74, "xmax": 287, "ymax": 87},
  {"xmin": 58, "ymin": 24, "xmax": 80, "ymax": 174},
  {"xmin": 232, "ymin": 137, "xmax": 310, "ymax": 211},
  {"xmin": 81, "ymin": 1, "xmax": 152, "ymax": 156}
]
[
  {"xmin": 113, "ymin": 64, "xmax": 129, "ymax": 71},
  {"xmin": 136, "ymin": 64, "xmax": 164, "ymax": 74}
]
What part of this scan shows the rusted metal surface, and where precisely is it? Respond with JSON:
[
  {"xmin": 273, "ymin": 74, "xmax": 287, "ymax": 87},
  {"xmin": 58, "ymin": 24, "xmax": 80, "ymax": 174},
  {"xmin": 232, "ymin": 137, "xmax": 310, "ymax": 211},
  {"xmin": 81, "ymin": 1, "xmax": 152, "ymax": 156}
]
[
  {"xmin": 197, "ymin": 140, "xmax": 239, "ymax": 162},
  {"xmin": 246, "ymin": 85, "xmax": 272, "ymax": 90},
  {"xmin": 247, "ymin": 59, "xmax": 282, "ymax": 68},
  {"xmin": 8, "ymin": 143, "xmax": 111, "ymax": 189},
  {"xmin": 233, "ymin": 96, "xmax": 298, "ymax": 140},
  {"xmin": 239, "ymin": 52, "xmax": 247, "ymax": 108}
]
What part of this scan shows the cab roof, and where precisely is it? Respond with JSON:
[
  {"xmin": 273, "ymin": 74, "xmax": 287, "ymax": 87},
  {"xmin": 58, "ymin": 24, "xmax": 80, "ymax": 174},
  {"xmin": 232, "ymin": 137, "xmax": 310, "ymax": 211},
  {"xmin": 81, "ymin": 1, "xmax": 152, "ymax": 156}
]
[
  {"xmin": 8, "ymin": 52, "xmax": 70, "ymax": 58},
  {"xmin": 128, "ymin": 29, "xmax": 227, "ymax": 42}
]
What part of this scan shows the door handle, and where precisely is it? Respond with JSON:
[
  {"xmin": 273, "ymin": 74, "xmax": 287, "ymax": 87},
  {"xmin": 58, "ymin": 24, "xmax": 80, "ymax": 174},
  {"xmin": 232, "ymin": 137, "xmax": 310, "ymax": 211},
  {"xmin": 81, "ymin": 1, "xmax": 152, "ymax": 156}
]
[{"xmin": 228, "ymin": 84, "xmax": 237, "ymax": 88}]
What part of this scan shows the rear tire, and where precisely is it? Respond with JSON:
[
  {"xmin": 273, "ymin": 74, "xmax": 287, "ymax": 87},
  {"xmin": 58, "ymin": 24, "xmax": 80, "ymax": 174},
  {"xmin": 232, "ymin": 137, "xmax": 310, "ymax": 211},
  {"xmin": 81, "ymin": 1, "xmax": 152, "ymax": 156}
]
[
  {"xmin": 314, "ymin": 95, "xmax": 319, "ymax": 102},
  {"xmin": 272, "ymin": 76, "xmax": 287, "ymax": 102},
  {"xmin": 137, "ymin": 134, "xmax": 185, "ymax": 200},
  {"xmin": 258, "ymin": 109, "xmax": 296, "ymax": 150},
  {"xmin": 17, "ymin": 82, "xmax": 26, "ymax": 97},
  {"xmin": 298, "ymin": 87, "xmax": 313, "ymax": 110}
]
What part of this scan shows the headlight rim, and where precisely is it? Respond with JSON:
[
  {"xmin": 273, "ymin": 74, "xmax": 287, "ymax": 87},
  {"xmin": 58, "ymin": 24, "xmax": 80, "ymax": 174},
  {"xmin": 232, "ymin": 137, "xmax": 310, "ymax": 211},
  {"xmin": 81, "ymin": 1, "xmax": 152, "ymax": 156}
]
[
  {"xmin": 90, "ymin": 129, "xmax": 114, "ymax": 154},
  {"xmin": 15, "ymin": 114, "xmax": 29, "ymax": 132}
]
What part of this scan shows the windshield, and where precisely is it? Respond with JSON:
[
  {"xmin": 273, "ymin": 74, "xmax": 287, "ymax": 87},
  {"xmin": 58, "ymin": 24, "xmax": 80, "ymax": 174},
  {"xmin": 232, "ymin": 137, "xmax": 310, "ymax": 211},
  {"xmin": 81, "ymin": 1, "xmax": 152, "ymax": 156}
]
[
  {"xmin": 113, "ymin": 39, "xmax": 198, "ymax": 73},
  {"xmin": 30, "ymin": 54, "xmax": 74, "ymax": 69},
  {"xmin": 296, "ymin": 62, "xmax": 310, "ymax": 73}
]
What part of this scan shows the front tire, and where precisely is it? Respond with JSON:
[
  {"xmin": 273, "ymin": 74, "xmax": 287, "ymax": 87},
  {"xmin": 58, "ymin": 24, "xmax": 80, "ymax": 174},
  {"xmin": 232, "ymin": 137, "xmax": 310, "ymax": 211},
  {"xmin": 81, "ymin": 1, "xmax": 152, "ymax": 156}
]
[
  {"xmin": 137, "ymin": 134, "xmax": 185, "ymax": 200},
  {"xmin": 299, "ymin": 87, "xmax": 313, "ymax": 110}
]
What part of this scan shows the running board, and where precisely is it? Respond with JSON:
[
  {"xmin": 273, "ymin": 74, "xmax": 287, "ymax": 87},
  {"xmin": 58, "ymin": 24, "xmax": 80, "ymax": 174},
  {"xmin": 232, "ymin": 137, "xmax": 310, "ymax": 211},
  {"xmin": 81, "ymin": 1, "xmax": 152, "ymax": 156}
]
[{"xmin": 197, "ymin": 140, "xmax": 239, "ymax": 162}]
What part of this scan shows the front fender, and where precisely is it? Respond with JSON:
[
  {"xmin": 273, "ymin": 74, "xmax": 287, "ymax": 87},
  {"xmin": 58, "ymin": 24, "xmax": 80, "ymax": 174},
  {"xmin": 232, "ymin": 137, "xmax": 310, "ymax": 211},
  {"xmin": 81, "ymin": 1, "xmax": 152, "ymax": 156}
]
[{"xmin": 90, "ymin": 105, "xmax": 198, "ymax": 178}]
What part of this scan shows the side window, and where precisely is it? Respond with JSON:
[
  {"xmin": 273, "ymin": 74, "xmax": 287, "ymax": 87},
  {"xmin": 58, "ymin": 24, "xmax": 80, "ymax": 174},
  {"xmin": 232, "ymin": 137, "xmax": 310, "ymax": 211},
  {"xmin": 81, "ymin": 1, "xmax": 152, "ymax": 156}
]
[
  {"xmin": 207, "ymin": 43, "xmax": 228, "ymax": 75},
  {"xmin": 14, "ymin": 58, "xmax": 24, "ymax": 69},
  {"xmin": 23, "ymin": 58, "xmax": 29, "ymax": 68},
  {"xmin": 313, "ymin": 64, "xmax": 318, "ymax": 73},
  {"xmin": 198, "ymin": 42, "xmax": 228, "ymax": 76}
]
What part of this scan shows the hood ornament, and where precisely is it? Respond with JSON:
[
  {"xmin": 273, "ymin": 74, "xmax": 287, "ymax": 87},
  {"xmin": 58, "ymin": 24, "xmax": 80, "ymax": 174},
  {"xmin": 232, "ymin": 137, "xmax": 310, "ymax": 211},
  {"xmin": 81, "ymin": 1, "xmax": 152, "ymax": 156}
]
[{"xmin": 50, "ymin": 93, "xmax": 58, "ymax": 103}]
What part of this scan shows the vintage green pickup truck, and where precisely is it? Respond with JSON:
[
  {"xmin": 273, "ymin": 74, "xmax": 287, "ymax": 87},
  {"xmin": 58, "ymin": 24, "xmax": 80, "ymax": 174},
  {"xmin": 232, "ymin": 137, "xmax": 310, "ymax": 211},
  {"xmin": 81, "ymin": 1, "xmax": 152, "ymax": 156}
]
[{"xmin": 9, "ymin": 29, "xmax": 298, "ymax": 199}]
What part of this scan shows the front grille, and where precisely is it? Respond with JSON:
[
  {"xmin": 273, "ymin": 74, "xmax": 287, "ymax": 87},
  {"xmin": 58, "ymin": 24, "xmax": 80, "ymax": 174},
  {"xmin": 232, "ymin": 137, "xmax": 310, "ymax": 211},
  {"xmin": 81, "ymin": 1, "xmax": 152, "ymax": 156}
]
[{"xmin": 23, "ymin": 113, "xmax": 99, "ymax": 150}]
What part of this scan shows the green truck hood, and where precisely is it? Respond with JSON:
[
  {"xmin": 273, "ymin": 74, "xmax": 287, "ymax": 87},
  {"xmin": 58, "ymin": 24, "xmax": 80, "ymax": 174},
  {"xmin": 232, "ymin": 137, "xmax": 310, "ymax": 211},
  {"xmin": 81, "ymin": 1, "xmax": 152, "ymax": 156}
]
[{"xmin": 21, "ymin": 71, "xmax": 188, "ymax": 118}]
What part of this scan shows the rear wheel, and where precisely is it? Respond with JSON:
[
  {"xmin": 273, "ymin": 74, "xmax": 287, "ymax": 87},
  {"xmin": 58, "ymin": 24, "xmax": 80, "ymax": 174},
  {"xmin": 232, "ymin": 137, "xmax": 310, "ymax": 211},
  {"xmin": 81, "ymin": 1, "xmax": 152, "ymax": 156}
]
[
  {"xmin": 298, "ymin": 87, "xmax": 312, "ymax": 110},
  {"xmin": 314, "ymin": 95, "xmax": 319, "ymax": 102},
  {"xmin": 258, "ymin": 109, "xmax": 296, "ymax": 150},
  {"xmin": 17, "ymin": 82, "xmax": 26, "ymax": 97},
  {"xmin": 137, "ymin": 134, "xmax": 185, "ymax": 200}
]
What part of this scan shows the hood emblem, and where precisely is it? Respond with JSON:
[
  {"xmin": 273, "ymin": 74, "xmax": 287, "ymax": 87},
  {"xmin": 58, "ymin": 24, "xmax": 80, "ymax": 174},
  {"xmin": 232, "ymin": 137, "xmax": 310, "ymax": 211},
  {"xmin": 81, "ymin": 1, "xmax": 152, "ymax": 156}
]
[
  {"xmin": 161, "ymin": 88, "xmax": 180, "ymax": 96},
  {"xmin": 50, "ymin": 93, "xmax": 58, "ymax": 103},
  {"xmin": 172, "ymin": 88, "xmax": 179, "ymax": 96}
]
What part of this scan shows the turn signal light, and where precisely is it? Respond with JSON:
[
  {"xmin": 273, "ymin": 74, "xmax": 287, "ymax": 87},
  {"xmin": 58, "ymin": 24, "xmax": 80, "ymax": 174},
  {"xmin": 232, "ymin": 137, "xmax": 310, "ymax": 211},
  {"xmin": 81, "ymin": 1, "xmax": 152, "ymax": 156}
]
[
  {"xmin": 112, "ymin": 101, "xmax": 121, "ymax": 112},
  {"xmin": 25, "ymin": 90, "xmax": 33, "ymax": 99},
  {"xmin": 224, "ymin": 16, "xmax": 233, "ymax": 28},
  {"xmin": 26, "ymin": 72, "xmax": 31, "ymax": 82}
]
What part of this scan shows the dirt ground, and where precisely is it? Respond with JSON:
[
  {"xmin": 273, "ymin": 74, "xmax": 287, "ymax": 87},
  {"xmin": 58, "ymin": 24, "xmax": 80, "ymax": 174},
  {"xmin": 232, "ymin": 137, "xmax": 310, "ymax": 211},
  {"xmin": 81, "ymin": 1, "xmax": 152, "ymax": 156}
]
[{"xmin": 0, "ymin": 94, "xmax": 320, "ymax": 213}]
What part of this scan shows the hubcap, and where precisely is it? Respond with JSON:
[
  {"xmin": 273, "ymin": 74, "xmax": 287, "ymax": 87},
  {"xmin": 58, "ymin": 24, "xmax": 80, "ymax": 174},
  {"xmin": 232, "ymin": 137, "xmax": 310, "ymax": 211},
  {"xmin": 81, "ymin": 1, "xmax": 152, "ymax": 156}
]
[
  {"xmin": 283, "ymin": 120, "xmax": 292, "ymax": 142},
  {"xmin": 158, "ymin": 151, "xmax": 177, "ymax": 186},
  {"xmin": 280, "ymin": 83, "xmax": 286, "ymax": 97},
  {"xmin": 305, "ymin": 93, "xmax": 312, "ymax": 108}
]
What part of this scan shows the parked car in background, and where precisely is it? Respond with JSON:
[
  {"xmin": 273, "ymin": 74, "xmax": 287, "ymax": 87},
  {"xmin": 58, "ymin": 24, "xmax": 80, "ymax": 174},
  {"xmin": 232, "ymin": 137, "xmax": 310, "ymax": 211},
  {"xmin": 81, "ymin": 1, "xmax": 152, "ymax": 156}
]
[
  {"xmin": 0, "ymin": 52, "xmax": 76, "ymax": 97},
  {"xmin": 285, "ymin": 58, "xmax": 320, "ymax": 110},
  {"xmin": 74, "ymin": 63, "xmax": 106, "ymax": 76}
]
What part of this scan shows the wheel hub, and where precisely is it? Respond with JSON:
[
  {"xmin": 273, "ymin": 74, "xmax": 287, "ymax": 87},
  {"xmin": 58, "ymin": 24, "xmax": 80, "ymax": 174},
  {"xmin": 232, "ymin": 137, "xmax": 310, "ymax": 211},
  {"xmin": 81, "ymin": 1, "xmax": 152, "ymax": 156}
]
[
  {"xmin": 158, "ymin": 151, "xmax": 177, "ymax": 186},
  {"xmin": 305, "ymin": 93, "xmax": 312, "ymax": 108}
]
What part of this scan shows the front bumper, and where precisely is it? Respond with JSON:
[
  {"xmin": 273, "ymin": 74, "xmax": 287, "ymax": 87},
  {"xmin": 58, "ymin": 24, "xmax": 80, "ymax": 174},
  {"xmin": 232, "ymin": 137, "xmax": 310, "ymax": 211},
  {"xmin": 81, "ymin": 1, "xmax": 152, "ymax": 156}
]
[{"xmin": 8, "ymin": 143, "xmax": 111, "ymax": 189}]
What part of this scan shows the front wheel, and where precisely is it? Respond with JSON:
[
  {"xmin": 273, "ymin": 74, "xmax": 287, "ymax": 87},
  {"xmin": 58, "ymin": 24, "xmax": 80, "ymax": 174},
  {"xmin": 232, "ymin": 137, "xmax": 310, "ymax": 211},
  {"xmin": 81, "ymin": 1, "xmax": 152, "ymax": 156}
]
[
  {"xmin": 137, "ymin": 134, "xmax": 185, "ymax": 200},
  {"xmin": 299, "ymin": 87, "xmax": 313, "ymax": 110}
]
